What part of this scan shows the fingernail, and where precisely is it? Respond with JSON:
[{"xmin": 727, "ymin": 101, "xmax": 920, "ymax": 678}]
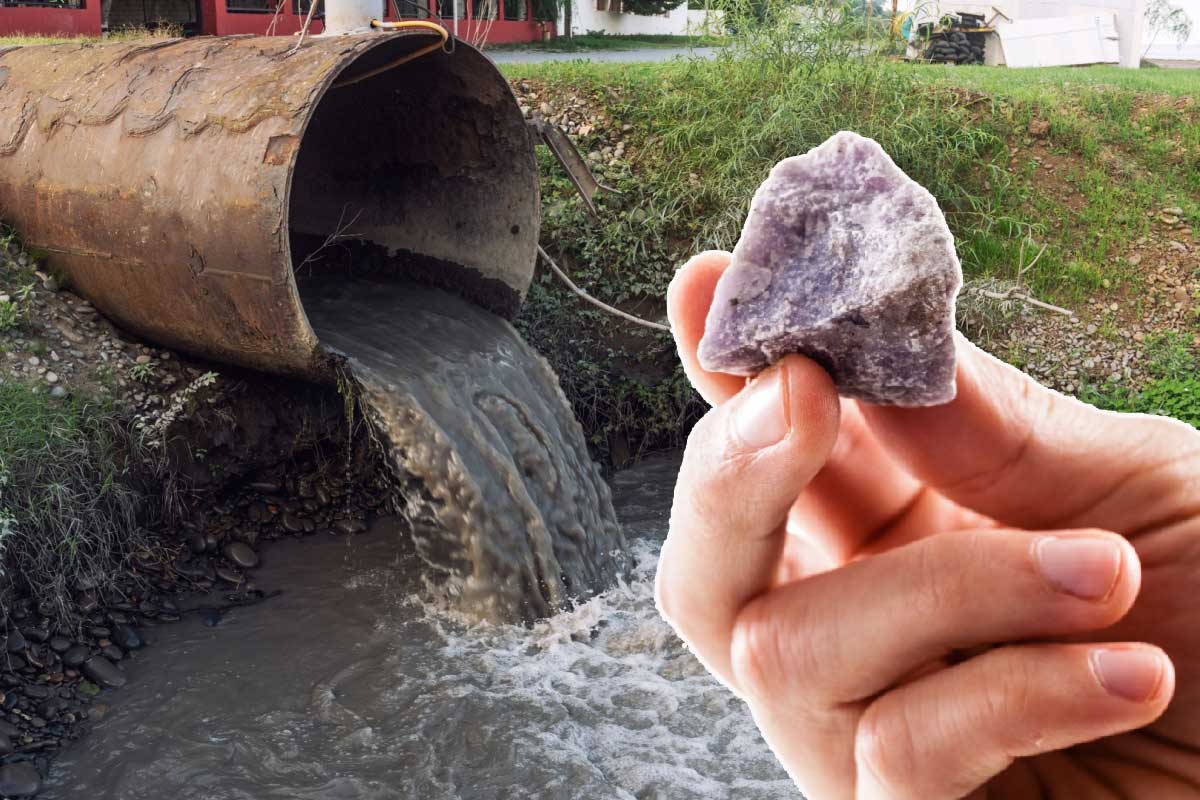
[
  {"xmin": 1035, "ymin": 535, "xmax": 1122, "ymax": 600},
  {"xmin": 1092, "ymin": 648, "xmax": 1165, "ymax": 702},
  {"xmin": 731, "ymin": 366, "xmax": 790, "ymax": 451}
]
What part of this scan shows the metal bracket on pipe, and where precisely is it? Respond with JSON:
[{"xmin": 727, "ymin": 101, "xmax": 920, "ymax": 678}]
[{"xmin": 527, "ymin": 113, "xmax": 620, "ymax": 221}]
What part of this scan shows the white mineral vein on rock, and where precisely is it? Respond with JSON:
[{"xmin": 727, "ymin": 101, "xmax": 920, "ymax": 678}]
[{"xmin": 697, "ymin": 131, "xmax": 962, "ymax": 407}]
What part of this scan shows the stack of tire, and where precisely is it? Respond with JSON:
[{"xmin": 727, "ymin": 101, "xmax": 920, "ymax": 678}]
[{"xmin": 923, "ymin": 30, "xmax": 985, "ymax": 64}]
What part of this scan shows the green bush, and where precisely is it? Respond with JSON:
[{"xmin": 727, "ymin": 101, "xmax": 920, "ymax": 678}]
[
  {"xmin": 1080, "ymin": 331, "xmax": 1200, "ymax": 428},
  {"xmin": 1084, "ymin": 377, "xmax": 1200, "ymax": 429},
  {"xmin": 1137, "ymin": 378, "xmax": 1200, "ymax": 427}
]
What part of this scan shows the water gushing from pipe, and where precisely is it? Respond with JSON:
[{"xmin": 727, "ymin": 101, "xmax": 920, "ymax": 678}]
[{"xmin": 302, "ymin": 278, "xmax": 628, "ymax": 623}]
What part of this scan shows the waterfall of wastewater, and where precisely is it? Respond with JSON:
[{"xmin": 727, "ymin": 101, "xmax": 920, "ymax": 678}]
[{"xmin": 302, "ymin": 278, "xmax": 628, "ymax": 624}]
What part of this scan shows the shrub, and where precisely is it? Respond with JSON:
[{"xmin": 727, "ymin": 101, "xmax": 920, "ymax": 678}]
[{"xmin": 1085, "ymin": 377, "xmax": 1200, "ymax": 429}]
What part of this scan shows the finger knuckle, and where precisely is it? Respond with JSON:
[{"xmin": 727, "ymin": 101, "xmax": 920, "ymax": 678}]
[
  {"xmin": 653, "ymin": 550, "xmax": 696, "ymax": 637},
  {"xmin": 855, "ymin": 699, "xmax": 919, "ymax": 797},
  {"xmin": 678, "ymin": 415, "xmax": 755, "ymax": 536},
  {"xmin": 730, "ymin": 599, "xmax": 790, "ymax": 700},
  {"xmin": 980, "ymin": 655, "xmax": 1040, "ymax": 756},
  {"xmin": 653, "ymin": 560, "xmax": 681, "ymax": 629}
]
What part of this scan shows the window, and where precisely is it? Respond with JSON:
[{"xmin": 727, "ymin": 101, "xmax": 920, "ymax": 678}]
[
  {"xmin": 0, "ymin": 0, "xmax": 85, "ymax": 8},
  {"xmin": 292, "ymin": 0, "xmax": 324, "ymax": 16},
  {"xmin": 439, "ymin": 0, "xmax": 464, "ymax": 19},
  {"xmin": 501, "ymin": 0, "xmax": 524, "ymax": 19},
  {"xmin": 226, "ymin": 0, "xmax": 273, "ymax": 12},
  {"xmin": 394, "ymin": 0, "xmax": 430, "ymax": 18}
]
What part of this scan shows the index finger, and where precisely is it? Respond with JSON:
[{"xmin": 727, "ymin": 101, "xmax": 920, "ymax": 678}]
[
  {"xmin": 668, "ymin": 250, "xmax": 928, "ymax": 561},
  {"xmin": 861, "ymin": 336, "xmax": 1200, "ymax": 534},
  {"xmin": 667, "ymin": 251, "xmax": 747, "ymax": 406}
]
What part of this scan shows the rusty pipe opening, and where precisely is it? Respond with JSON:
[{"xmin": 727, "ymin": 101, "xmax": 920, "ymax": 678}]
[
  {"xmin": 0, "ymin": 33, "xmax": 538, "ymax": 381},
  {"xmin": 289, "ymin": 33, "xmax": 537, "ymax": 324}
]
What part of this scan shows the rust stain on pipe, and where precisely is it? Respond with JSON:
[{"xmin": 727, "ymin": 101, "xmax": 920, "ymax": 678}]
[{"xmin": 0, "ymin": 33, "xmax": 539, "ymax": 380}]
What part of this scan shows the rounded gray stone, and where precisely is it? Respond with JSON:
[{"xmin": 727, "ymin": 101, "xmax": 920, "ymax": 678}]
[
  {"xmin": 82, "ymin": 656, "xmax": 127, "ymax": 689},
  {"xmin": 223, "ymin": 542, "xmax": 260, "ymax": 570}
]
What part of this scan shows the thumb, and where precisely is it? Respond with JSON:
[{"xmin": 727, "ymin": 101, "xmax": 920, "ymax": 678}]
[
  {"xmin": 859, "ymin": 335, "xmax": 1199, "ymax": 533},
  {"xmin": 658, "ymin": 354, "xmax": 840, "ymax": 688}
]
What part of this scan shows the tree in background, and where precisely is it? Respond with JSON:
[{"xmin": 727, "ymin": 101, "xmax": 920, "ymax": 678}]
[{"xmin": 1143, "ymin": 0, "xmax": 1194, "ymax": 57}]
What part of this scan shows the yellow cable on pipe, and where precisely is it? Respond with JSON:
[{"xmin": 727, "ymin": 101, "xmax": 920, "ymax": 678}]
[{"xmin": 330, "ymin": 21, "xmax": 450, "ymax": 89}]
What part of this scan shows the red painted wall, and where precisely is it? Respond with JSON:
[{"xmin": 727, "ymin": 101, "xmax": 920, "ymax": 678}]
[
  {"xmin": 0, "ymin": 4, "xmax": 102, "ymax": 36},
  {"xmin": 455, "ymin": 17, "xmax": 551, "ymax": 44},
  {"xmin": 443, "ymin": 0, "xmax": 553, "ymax": 44},
  {"xmin": 0, "ymin": 0, "xmax": 549, "ymax": 43},
  {"xmin": 201, "ymin": 0, "xmax": 547, "ymax": 42}
]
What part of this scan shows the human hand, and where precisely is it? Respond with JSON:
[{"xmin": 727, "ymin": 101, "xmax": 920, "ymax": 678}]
[{"xmin": 656, "ymin": 251, "xmax": 1200, "ymax": 799}]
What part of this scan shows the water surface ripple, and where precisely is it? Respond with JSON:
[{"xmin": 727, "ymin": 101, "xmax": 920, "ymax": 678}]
[{"xmin": 46, "ymin": 456, "xmax": 796, "ymax": 799}]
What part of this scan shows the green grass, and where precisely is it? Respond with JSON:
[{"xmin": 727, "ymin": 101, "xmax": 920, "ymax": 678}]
[
  {"xmin": 0, "ymin": 380, "xmax": 177, "ymax": 625},
  {"xmin": 1082, "ymin": 333, "xmax": 1200, "ymax": 427},
  {"xmin": 910, "ymin": 62, "xmax": 1200, "ymax": 99},
  {"xmin": 0, "ymin": 34, "xmax": 86, "ymax": 46},
  {"xmin": 492, "ymin": 33, "xmax": 726, "ymax": 52},
  {"xmin": 504, "ymin": 48, "xmax": 1199, "ymax": 456}
]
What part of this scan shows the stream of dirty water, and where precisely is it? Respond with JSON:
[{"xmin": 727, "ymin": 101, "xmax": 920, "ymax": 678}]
[
  {"xmin": 300, "ymin": 279, "xmax": 627, "ymax": 624},
  {"xmin": 44, "ymin": 453, "xmax": 795, "ymax": 799}
]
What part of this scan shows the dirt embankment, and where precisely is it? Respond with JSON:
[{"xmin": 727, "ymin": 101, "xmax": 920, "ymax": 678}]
[
  {"xmin": 0, "ymin": 237, "xmax": 397, "ymax": 796},
  {"xmin": 514, "ymin": 76, "xmax": 1198, "ymax": 430}
]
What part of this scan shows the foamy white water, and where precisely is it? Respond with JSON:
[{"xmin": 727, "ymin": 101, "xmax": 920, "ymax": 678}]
[{"xmin": 46, "ymin": 454, "xmax": 796, "ymax": 800}]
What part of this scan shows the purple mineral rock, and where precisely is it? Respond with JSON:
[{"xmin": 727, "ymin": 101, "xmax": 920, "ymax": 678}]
[{"xmin": 696, "ymin": 131, "xmax": 962, "ymax": 406}]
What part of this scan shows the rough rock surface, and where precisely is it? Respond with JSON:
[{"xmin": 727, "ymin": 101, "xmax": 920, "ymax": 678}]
[{"xmin": 697, "ymin": 131, "xmax": 962, "ymax": 406}]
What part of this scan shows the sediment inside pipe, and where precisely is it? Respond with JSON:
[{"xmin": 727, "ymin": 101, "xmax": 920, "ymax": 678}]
[{"xmin": 288, "ymin": 35, "xmax": 539, "ymax": 320}]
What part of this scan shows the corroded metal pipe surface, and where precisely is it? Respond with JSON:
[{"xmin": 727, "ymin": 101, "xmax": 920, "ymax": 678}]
[{"xmin": 0, "ymin": 33, "xmax": 538, "ymax": 379}]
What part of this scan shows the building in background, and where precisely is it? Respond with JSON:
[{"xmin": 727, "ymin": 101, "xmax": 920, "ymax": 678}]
[
  {"xmin": 558, "ymin": 0, "xmax": 687, "ymax": 36},
  {"xmin": 0, "ymin": 0, "xmax": 551, "ymax": 41}
]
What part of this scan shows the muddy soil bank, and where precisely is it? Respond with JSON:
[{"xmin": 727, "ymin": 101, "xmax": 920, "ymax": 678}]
[{"xmin": 0, "ymin": 234, "xmax": 411, "ymax": 795}]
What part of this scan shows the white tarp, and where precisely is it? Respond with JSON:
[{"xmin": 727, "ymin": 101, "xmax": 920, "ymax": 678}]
[
  {"xmin": 995, "ymin": 12, "xmax": 1122, "ymax": 66},
  {"xmin": 1016, "ymin": 0, "xmax": 1145, "ymax": 67},
  {"xmin": 900, "ymin": 0, "xmax": 1147, "ymax": 67},
  {"xmin": 1143, "ymin": 0, "xmax": 1200, "ymax": 60}
]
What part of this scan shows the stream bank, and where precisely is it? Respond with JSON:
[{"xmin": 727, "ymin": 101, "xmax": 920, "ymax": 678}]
[{"xmin": 0, "ymin": 232, "xmax": 401, "ymax": 796}]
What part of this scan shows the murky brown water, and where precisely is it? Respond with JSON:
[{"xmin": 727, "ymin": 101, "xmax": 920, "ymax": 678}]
[
  {"xmin": 301, "ymin": 279, "xmax": 627, "ymax": 624},
  {"xmin": 44, "ymin": 453, "xmax": 796, "ymax": 799}
]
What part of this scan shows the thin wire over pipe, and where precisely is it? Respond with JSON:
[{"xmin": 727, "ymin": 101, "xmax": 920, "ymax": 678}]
[{"xmin": 537, "ymin": 245, "xmax": 670, "ymax": 333}]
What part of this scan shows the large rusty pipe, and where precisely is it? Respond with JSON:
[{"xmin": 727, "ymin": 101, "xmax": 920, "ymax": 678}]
[{"xmin": 0, "ymin": 33, "xmax": 538, "ymax": 380}]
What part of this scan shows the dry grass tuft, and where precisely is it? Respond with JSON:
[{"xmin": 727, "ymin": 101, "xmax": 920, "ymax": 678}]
[{"xmin": 0, "ymin": 381, "xmax": 181, "ymax": 626}]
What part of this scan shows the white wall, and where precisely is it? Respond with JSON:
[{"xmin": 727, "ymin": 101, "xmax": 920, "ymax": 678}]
[
  {"xmin": 560, "ymin": 0, "xmax": 690, "ymax": 35},
  {"xmin": 685, "ymin": 7, "xmax": 723, "ymax": 34},
  {"xmin": 1143, "ymin": 0, "xmax": 1200, "ymax": 60}
]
